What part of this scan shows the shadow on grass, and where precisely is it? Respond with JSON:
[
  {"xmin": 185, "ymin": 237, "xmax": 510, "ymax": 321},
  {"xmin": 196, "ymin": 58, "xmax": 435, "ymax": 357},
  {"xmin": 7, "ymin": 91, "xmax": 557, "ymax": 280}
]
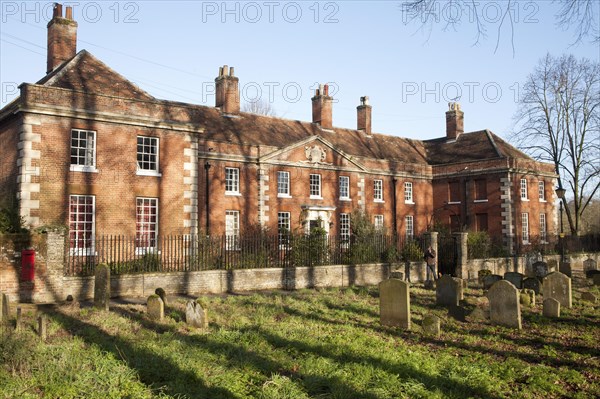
[{"xmin": 47, "ymin": 309, "xmax": 237, "ymax": 399}]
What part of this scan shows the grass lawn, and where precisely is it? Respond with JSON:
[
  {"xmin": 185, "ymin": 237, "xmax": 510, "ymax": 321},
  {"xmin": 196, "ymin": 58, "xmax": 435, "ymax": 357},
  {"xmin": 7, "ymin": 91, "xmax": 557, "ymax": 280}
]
[{"xmin": 1, "ymin": 279, "xmax": 599, "ymax": 399}]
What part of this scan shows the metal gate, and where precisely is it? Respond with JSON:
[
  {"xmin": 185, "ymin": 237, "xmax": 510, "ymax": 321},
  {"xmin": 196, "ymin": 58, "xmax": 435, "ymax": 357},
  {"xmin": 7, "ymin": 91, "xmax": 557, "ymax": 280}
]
[{"xmin": 437, "ymin": 235, "xmax": 457, "ymax": 276}]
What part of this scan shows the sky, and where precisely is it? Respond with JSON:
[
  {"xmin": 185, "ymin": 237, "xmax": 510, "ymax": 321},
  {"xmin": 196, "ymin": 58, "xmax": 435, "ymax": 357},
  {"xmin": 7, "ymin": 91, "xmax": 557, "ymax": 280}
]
[{"xmin": 1, "ymin": 0, "xmax": 598, "ymax": 141}]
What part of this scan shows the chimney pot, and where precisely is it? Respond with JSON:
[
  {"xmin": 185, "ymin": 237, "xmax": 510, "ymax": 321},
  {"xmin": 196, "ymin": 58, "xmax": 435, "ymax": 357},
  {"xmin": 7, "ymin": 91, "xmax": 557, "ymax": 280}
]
[
  {"xmin": 222, "ymin": 65, "xmax": 229, "ymax": 76},
  {"xmin": 230, "ymin": 67, "xmax": 234, "ymax": 76},
  {"xmin": 53, "ymin": 3, "xmax": 62, "ymax": 18},
  {"xmin": 65, "ymin": 6, "xmax": 73, "ymax": 19}
]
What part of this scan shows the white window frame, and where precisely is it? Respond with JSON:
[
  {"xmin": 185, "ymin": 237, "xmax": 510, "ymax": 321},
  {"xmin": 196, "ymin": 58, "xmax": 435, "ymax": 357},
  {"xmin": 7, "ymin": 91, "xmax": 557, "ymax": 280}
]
[
  {"xmin": 136, "ymin": 136, "xmax": 161, "ymax": 176},
  {"xmin": 310, "ymin": 174, "xmax": 322, "ymax": 199},
  {"xmin": 225, "ymin": 167, "xmax": 240, "ymax": 195},
  {"xmin": 538, "ymin": 181, "xmax": 546, "ymax": 201},
  {"xmin": 520, "ymin": 178, "xmax": 529, "ymax": 201},
  {"xmin": 136, "ymin": 197, "xmax": 159, "ymax": 254},
  {"xmin": 522, "ymin": 212, "xmax": 529, "ymax": 244},
  {"xmin": 278, "ymin": 212, "xmax": 291, "ymax": 245},
  {"xmin": 405, "ymin": 215, "xmax": 414, "ymax": 240},
  {"xmin": 69, "ymin": 195, "xmax": 95, "ymax": 255},
  {"xmin": 70, "ymin": 129, "xmax": 97, "ymax": 173},
  {"xmin": 277, "ymin": 171, "xmax": 291, "ymax": 198},
  {"xmin": 374, "ymin": 179, "xmax": 384, "ymax": 202},
  {"xmin": 540, "ymin": 213, "xmax": 547, "ymax": 243},
  {"xmin": 339, "ymin": 176, "xmax": 350, "ymax": 200},
  {"xmin": 404, "ymin": 181, "xmax": 413, "ymax": 204},
  {"xmin": 225, "ymin": 210, "xmax": 240, "ymax": 250},
  {"xmin": 340, "ymin": 213, "xmax": 350, "ymax": 244},
  {"xmin": 374, "ymin": 215, "xmax": 384, "ymax": 231}
]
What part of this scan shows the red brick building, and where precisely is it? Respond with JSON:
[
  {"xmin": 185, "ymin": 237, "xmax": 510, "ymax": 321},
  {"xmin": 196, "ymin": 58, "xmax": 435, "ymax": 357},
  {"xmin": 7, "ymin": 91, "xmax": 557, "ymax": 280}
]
[{"xmin": 0, "ymin": 4, "xmax": 557, "ymax": 256}]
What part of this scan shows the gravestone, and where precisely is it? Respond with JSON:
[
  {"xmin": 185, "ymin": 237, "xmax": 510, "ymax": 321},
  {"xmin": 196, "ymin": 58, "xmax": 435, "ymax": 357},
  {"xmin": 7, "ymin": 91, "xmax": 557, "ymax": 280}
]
[
  {"xmin": 436, "ymin": 275, "xmax": 462, "ymax": 307},
  {"xmin": 422, "ymin": 314, "xmax": 441, "ymax": 337},
  {"xmin": 483, "ymin": 274, "xmax": 503, "ymax": 290},
  {"xmin": 379, "ymin": 279, "xmax": 411, "ymax": 329},
  {"xmin": 585, "ymin": 269, "xmax": 600, "ymax": 279},
  {"xmin": 16, "ymin": 307, "xmax": 22, "ymax": 331},
  {"xmin": 504, "ymin": 272, "xmax": 524, "ymax": 289},
  {"xmin": 522, "ymin": 277, "xmax": 541, "ymax": 295},
  {"xmin": 147, "ymin": 295, "xmax": 164, "ymax": 320},
  {"xmin": 520, "ymin": 289, "xmax": 535, "ymax": 307},
  {"xmin": 581, "ymin": 292, "xmax": 597, "ymax": 304},
  {"xmin": 423, "ymin": 280, "xmax": 435, "ymax": 290},
  {"xmin": 448, "ymin": 305, "xmax": 467, "ymax": 322},
  {"xmin": 185, "ymin": 300, "xmax": 209, "ymax": 329},
  {"xmin": 543, "ymin": 272, "xmax": 572, "ymax": 309},
  {"xmin": 390, "ymin": 271, "xmax": 404, "ymax": 280},
  {"xmin": 478, "ymin": 269, "xmax": 492, "ymax": 286},
  {"xmin": 594, "ymin": 274, "xmax": 600, "ymax": 286},
  {"xmin": 155, "ymin": 288, "xmax": 168, "ymax": 307},
  {"xmin": 543, "ymin": 298, "xmax": 560, "ymax": 318},
  {"xmin": 488, "ymin": 280, "xmax": 521, "ymax": 329},
  {"xmin": 0, "ymin": 293, "xmax": 9, "ymax": 323},
  {"xmin": 533, "ymin": 261, "xmax": 548, "ymax": 280},
  {"xmin": 94, "ymin": 264, "xmax": 110, "ymax": 311},
  {"xmin": 583, "ymin": 258, "xmax": 597, "ymax": 272},
  {"xmin": 559, "ymin": 262, "xmax": 572, "ymax": 278}
]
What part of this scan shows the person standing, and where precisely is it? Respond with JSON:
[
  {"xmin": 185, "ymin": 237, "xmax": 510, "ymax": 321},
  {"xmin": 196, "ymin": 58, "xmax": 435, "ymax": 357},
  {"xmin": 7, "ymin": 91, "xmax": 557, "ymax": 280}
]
[{"xmin": 424, "ymin": 245, "xmax": 437, "ymax": 281}]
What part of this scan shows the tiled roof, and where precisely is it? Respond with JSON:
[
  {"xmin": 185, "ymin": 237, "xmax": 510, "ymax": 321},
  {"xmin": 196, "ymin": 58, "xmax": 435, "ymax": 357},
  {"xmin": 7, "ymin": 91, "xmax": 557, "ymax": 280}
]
[{"xmin": 29, "ymin": 50, "xmax": 533, "ymax": 166}]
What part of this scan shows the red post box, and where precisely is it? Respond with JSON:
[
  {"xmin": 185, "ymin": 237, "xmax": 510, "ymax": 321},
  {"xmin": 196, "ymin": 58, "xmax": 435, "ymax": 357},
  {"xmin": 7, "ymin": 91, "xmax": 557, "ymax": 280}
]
[{"xmin": 21, "ymin": 249, "xmax": 35, "ymax": 281}]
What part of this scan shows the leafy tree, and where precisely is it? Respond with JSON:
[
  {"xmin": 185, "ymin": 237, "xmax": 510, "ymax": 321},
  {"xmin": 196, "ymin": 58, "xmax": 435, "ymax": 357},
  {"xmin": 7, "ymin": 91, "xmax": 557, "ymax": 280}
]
[{"xmin": 512, "ymin": 54, "xmax": 599, "ymax": 235}]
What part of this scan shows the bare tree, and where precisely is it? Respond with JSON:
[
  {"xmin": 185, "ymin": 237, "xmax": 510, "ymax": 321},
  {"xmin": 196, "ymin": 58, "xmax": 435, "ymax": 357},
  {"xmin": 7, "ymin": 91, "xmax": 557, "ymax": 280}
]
[
  {"xmin": 400, "ymin": 0, "xmax": 599, "ymax": 53},
  {"xmin": 512, "ymin": 53, "xmax": 600, "ymax": 235},
  {"xmin": 242, "ymin": 98, "xmax": 276, "ymax": 116}
]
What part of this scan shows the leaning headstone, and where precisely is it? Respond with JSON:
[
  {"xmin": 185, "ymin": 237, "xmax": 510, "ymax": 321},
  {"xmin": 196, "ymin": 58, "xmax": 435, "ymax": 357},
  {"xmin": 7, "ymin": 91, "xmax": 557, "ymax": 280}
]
[
  {"xmin": 594, "ymin": 274, "xmax": 600, "ymax": 286},
  {"xmin": 94, "ymin": 264, "xmax": 110, "ymax": 311},
  {"xmin": 543, "ymin": 272, "xmax": 572, "ymax": 309},
  {"xmin": 147, "ymin": 295, "xmax": 164, "ymax": 321},
  {"xmin": 520, "ymin": 289, "xmax": 535, "ymax": 307},
  {"xmin": 379, "ymin": 279, "xmax": 411, "ymax": 329},
  {"xmin": 543, "ymin": 298, "xmax": 560, "ymax": 318},
  {"xmin": 422, "ymin": 314, "xmax": 441, "ymax": 337},
  {"xmin": 559, "ymin": 262, "xmax": 572, "ymax": 278},
  {"xmin": 0, "ymin": 293, "xmax": 9, "ymax": 323},
  {"xmin": 483, "ymin": 274, "xmax": 503, "ymax": 290},
  {"xmin": 155, "ymin": 288, "xmax": 168, "ymax": 307},
  {"xmin": 522, "ymin": 277, "xmax": 541, "ymax": 295},
  {"xmin": 436, "ymin": 275, "xmax": 462, "ymax": 307},
  {"xmin": 533, "ymin": 261, "xmax": 548, "ymax": 280},
  {"xmin": 488, "ymin": 280, "xmax": 521, "ymax": 329},
  {"xmin": 16, "ymin": 307, "xmax": 22, "ymax": 331},
  {"xmin": 581, "ymin": 292, "xmax": 598, "ymax": 304},
  {"xmin": 38, "ymin": 315, "xmax": 47, "ymax": 341},
  {"xmin": 583, "ymin": 258, "xmax": 597, "ymax": 272},
  {"xmin": 504, "ymin": 272, "xmax": 524, "ymax": 289},
  {"xmin": 185, "ymin": 299, "xmax": 209, "ymax": 328}
]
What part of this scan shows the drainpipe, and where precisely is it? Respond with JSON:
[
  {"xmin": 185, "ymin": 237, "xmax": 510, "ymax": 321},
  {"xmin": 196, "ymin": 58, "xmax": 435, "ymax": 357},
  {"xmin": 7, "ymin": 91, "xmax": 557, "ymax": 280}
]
[
  {"xmin": 392, "ymin": 177, "xmax": 398, "ymax": 236},
  {"xmin": 204, "ymin": 161, "xmax": 211, "ymax": 235}
]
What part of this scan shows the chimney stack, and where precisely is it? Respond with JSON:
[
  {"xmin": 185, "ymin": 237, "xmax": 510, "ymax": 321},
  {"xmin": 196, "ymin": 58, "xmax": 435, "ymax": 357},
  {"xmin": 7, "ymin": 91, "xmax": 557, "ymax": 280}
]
[
  {"xmin": 446, "ymin": 102, "xmax": 464, "ymax": 140},
  {"xmin": 311, "ymin": 84, "xmax": 333, "ymax": 129},
  {"xmin": 357, "ymin": 96, "xmax": 372, "ymax": 135},
  {"xmin": 215, "ymin": 65, "xmax": 240, "ymax": 114},
  {"xmin": 47, "ymin": 3, "xmax": 78, "ymax": 74}
]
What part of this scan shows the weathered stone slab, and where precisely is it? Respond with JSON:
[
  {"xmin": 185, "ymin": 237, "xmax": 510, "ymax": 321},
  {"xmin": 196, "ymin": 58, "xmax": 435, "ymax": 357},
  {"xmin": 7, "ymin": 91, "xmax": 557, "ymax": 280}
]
[
  {"xmin": 390, "ymin": 271, "xmax": 404, "ymax": 280},
  {"xmin": 147, "ymin": 295, "xmax": 164, "ymax": 321},
  {"xmin": 594, "ymin": 274, "xmax": 600, "ymax": 286},
  {"xmin": 504, "ymin": 272, "xmax": 524, "ymax": 289},
  {"xmin": 38, "ymin": 315, "xmax": 47, "ymax": 341},
  {"xmin": 436, "ymin": 275, "xmax": 462, "ymax": 307},
  {"xmin": 379, "ymin": 279, "xmax": 411, "ymax": 329},
  {"xmin": 186, "ymin": 299, "xmax": 209, "ymax": 328},
  {"xmin": 581, "ymin": 292, "xmax": 598, "ymax": 304},
  {"xmin": 533, "ymin": 261, "xmax": 549, "ymax": 280},
  {"xmin": 522, "ymin": 277, "xmax": 541, "ymax": 295},
  {"xmin": 583, "ymin": 258, "xmax": 597, "ymax": 272},
  {"xmin": 488, "ymin": 280, "xmax": 521, "ymax": 329},
  {"xmin": 478, "ymin": 269, "xmax": 492, "ymax": 286},
  {"xmin": 155, "ymin": 287, "xmax": 168, "ymax": 307},
  {"xmin": 559, "ymin": 262, "xmax": 572, "ymax": 278},
  {"xmin": 94, "ymin": 264, "xmax": 110, "ymax": 311},
  {"xmin": 0, "ymin": 292, "xmax": 9, "ymax": 323},
  {"xmin": 520, "ymin": 289, "xmax": 535, "ymax": 307},
  {"xmin": 483, "ymin": 274, "xmax": 503, "ymax": 290},
  {"xmin": 546, "ymin": 258, "xmax": 558, "ymax": 273},
  {"xmin": 543, "ymin": 272, "xmax": 572, "ymax": 309},
  {"xmin": 585, "ymin": 269, "xmax": 600, "ymax": 279},
  {"xmin": 448, "ymin": 305, "xmax": 467, "ymax": 322},
  {"xmin": 422, "ymin": 314, "xmax": 441, "ymax": 337},
  {"xmin": 543, "ymin": 298, "xmax": 560, "ymax": 318},
  {"xmin": 16, "ymin": 307, "xmax": 22, "ymax": 331}
]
